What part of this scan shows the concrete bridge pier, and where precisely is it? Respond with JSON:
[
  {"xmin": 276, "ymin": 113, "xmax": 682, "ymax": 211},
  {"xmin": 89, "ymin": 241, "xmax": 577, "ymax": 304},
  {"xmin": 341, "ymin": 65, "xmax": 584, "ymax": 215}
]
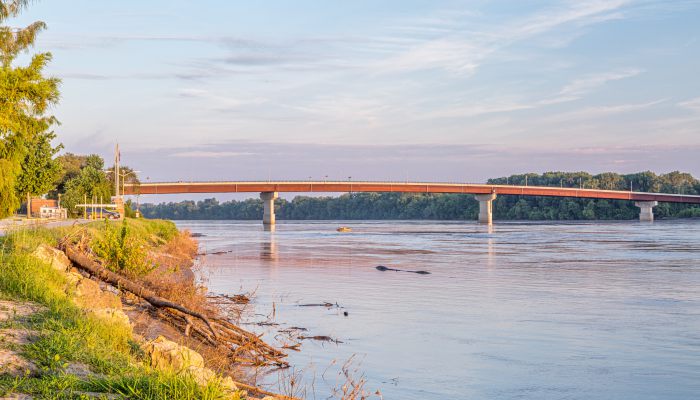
[
  {"xmin": 260, "ymin": 191, "xmax": 278, "ymax": 227},
  {"xmin": 635, "ymin": 201, "xmax": 657, "ymax": 221},
  {"xmin": 475, "ymin": 193, "xmax": 497, "ymax": 225}
]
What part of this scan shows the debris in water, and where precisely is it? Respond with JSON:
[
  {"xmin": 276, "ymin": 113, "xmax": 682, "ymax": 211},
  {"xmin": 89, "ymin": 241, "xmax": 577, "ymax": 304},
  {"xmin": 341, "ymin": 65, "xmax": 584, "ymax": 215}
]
[
  {"xmin": 376, "ymin": 265, "xmax": 431, "ymax": 275},
  {"xmin": 298, "ymin": 335, "xmax": 343, "ymax": 344},
  {"xmin": 299, "ymin": 302, "xmax": 337, "ymax": 308}
]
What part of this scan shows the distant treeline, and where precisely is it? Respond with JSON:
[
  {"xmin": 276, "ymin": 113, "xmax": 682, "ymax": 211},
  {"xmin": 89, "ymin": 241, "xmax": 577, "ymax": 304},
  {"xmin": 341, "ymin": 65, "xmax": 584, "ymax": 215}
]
[{"xmin": 140, "ymin": 171, "xmax": 700, "ymax": 221}]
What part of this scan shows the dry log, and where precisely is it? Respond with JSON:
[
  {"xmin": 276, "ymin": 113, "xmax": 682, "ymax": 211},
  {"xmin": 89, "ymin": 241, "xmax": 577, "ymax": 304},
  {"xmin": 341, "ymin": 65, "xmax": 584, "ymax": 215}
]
[
  {"xmin": 63, "ymin": 245, "xmax": 219, "ymax": 339},
  {"xmin": 63, "ymin": 243, "xmax": 288, "ymax": 369}
]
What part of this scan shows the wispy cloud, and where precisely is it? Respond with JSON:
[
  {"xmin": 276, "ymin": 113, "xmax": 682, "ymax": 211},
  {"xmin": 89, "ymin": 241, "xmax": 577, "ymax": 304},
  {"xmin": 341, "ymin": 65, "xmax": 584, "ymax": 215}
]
[
  {"xmin": 418, "ymin": 70, "xmax": 645, "ymax": 120},
  {"xmin": 540, "ymin": 99, "xmax": 665, "ymax": 123},
  {"xmin": 170, "ymin": 151, "xmax": 256, "ymax": 158},
  {"xmin": 423, "ymin": 102, "xmax": 533, "ymax": 119},
  {"xmin": 556, "ymin": 68, "xmax": 642, "ymax": 100},
  {"xmin": 678, "ymin": 97, "xmax": 700, "ymax": 112},
  {"xmin": 373, "ymin": 0, "xmax": 633, "ymax": 75},
  {"xmin": 176, "ymin": 88, "xmax": 267, "ymax": 110}
]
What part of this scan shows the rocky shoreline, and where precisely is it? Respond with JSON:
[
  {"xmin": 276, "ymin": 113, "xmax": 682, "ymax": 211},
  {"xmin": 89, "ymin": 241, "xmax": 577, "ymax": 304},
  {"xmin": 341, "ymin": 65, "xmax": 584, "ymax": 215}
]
[{"xmin": 0, "ymin": 220, "xmax": 289, "ymax": 399}]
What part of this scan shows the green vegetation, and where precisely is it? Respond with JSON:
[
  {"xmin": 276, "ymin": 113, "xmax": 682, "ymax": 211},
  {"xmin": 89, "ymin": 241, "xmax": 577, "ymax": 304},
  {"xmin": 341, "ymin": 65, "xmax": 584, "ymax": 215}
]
[
  {"xmin": 0, "ymin": 2, "xmax": 140, "ymax": 219},
  {"xmin": 58, "ymin": 155, "xmax": 113, "ymax": 218},
  {"xmin": 0, "ymin": 0, "xmax": 61, "ymax": 218},
  {"xmin": 90, "ymin": 218, "xmax": 178, "ymax": 278},
  {"xmin": 0, "ymin": 219, "xmax": 236, "ymax": 399},
  {"xmin": 141, "ymin": 171, "xmax": 700, "ymax": 221},
  {"xmin": 91, "ymin": 220, "xmax": 152, "ymax": 278}
]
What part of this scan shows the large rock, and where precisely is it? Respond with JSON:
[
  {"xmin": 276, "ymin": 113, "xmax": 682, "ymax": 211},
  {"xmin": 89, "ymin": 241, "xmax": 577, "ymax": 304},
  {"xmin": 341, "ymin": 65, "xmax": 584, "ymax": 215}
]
[
  {"xmin": 71, "ymin": 277, "xmax": 122, "ymax": 310},
  {"xmin": 182, "ymin": 366, "xmax": 238, "ymax": 392},
  {"xmin": 90, "ymin": 308, "xmax": 131, "ymax": 327},
  {"xmin": 32, "ymin": 244, "xmax": 71, "ymax": 272},
  {"xmin": 34, "ymin": 246, "xmax": 130, "ymax": 328},
  {"xmin": 143, "ymin": 335, "xmax": 205, "ymax": 371},
  {"xmin": 143, "ymin": 336, "xmax": 237, "ymax": 393}
]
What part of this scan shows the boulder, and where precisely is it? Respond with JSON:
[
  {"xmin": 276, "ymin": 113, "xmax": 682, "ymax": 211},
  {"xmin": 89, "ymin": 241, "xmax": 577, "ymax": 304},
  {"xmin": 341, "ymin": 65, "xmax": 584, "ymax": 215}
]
[
  {"xmin": 143, "ymin": 335, "xmax": 205, "ymax": 371},
  {"xmin": 64, "ymin": 271, "xmax": 83, "ymax": 286},
  {"xmin": 71, "ymin": 278, "xmax": 122, "ymax": 310},
  {"xmin": 32, "ymin": 244, "xmax": 71, "ymax": 272},
  {"xmin": 90, "ymin": 308, "xmax": 131, "ymax": 327},
  {"xmin": 182, "ymin": 366, "xmax": 237, "ymax": 392},
  {"xmin": 143, "ymin": 336, "xmax": 237, "ymax": 393}
]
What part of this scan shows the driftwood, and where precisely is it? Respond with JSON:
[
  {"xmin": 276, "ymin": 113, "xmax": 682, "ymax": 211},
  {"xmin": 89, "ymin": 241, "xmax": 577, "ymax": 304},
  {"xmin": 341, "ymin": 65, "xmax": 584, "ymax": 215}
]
[
  {"xmin": 62, "ymin": 244, "xmax": 288, "ymax": 368},
  {"xmin": 376, "ymin": 265, "xmax": 431, "ymax": 275},
  {"xmin": 64, "ymin": 245, "xmax": 219, "ymax": 339},
  {"xmin": 298, "ymin": 335, "xmax": 344, "ymax": 344}
]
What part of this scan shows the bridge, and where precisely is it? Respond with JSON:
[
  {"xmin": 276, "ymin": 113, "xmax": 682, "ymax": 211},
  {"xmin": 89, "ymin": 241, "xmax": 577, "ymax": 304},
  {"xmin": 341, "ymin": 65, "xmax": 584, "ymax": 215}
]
[{"xmin": 122, "ymin": 181, "xmax": 700, "ymax": 225}]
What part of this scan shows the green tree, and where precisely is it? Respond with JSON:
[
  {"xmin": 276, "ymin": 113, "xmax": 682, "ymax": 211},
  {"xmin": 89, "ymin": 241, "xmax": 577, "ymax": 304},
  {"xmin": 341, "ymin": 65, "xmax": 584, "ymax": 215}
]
[
  {"xmin": 15, "ymin": 130, "xmax": 63, "ymax": 201},
  {"xmin": 0, "ymin": 0, "xmax": 60, "ymax": 217},
  {"xmin": 50, "ymin": 152, "xmax": 89, "ymax": 198},
  {"xmin": 61, "ymin": 155, "xmax": 113, "ymax": 217}
]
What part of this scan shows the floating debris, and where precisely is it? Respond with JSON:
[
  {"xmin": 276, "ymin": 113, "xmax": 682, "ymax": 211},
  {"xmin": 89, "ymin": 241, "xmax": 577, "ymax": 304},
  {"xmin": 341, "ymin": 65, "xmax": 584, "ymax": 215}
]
[
  {"xmin": 298, "ymin": 335, "xmax": 343, "ymax": 344},
  {"xmin": 376, "ymin": 265, "xmax": 431, "ymax": 275},
  {"xmin": 299, "ymin": 302, "xmax": 338, "ymax": 308}
]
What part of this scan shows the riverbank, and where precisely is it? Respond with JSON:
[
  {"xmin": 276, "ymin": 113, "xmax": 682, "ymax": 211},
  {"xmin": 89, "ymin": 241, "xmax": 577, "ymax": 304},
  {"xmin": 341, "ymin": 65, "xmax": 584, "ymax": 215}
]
[{"xmin": 0, "ymin": 219, "xmax": 287, "ymax": 399}]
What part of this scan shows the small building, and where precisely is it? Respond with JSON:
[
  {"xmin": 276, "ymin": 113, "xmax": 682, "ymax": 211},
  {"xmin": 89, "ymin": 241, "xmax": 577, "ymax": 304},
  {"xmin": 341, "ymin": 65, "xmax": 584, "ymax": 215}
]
[
  {"xmin": 39, "ymin": 206, "xmax": 67, "ymax": 220},
  {"xmin": 30, "ymin": 198, "xmax": 58, "ymax": 217}
]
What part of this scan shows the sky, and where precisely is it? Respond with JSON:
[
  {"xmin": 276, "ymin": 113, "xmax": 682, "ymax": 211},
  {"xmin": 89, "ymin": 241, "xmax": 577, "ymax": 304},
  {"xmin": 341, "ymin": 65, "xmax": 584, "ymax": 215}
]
[{"xmin": 9, "ymin": 0, "xmax": 700, "ymax": 199}]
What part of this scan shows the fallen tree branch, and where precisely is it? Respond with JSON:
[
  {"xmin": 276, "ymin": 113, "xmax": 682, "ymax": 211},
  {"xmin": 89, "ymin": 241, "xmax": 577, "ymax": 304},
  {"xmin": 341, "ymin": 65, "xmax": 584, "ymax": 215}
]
[
  {"xmin": 63, "ymin": 244, "xmax": 219, "ymax": 340},
  {"xmin": 62, "ymin": 242, "xmax": 288, "ymax": 368}
]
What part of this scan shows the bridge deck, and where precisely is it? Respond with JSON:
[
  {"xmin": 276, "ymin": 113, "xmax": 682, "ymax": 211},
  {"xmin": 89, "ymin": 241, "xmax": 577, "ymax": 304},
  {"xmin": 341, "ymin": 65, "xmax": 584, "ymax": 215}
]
[{"xmin": 123, "ymin": 181, "xmax": 700, "ymax": 204}]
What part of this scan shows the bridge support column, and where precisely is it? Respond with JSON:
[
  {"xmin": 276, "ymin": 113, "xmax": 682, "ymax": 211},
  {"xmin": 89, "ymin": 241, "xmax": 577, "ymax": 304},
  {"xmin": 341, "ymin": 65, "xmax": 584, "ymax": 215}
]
[
  {"xmin": 260, "ymin": 192, "xmax": 278, "ymax": 227},
  {"xmin": 475, "ymin": 193, "xmax": 497, "ymax": 225},
  {"xmin": 635, "ymin": 201, "xmax": 657, "ymax": 221}
]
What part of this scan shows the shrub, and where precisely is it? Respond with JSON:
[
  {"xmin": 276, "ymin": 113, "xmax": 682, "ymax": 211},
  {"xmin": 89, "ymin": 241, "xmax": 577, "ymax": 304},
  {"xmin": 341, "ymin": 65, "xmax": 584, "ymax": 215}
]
[{"xmin": 91, "ymin": 220, "xmax": 153, "ymax": 277}]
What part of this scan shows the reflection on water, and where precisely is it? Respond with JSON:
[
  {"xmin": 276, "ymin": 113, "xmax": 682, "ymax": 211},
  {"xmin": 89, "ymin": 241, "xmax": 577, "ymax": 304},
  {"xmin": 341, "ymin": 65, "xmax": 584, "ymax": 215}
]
[
  {"xmin": 260, "ymin": 234, "xmax": 277, "ymax": 261},
  {"xmin": 177, "ymin": 220, "xmax": 700, "ymax": 400}
]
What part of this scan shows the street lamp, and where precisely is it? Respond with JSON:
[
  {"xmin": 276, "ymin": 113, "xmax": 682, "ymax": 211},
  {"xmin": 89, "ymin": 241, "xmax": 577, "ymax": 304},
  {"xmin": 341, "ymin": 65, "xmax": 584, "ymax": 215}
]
[{"xmin": 119, "ymin": 170, "xmax": 140, "ymax": 196}]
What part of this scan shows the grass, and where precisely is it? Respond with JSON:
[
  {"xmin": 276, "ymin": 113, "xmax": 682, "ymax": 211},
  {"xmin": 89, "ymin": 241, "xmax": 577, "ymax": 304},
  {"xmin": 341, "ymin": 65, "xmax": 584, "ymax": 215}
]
[{"xmin": 0, "ymin": 219, "xmax": 238, "ymax": 399}]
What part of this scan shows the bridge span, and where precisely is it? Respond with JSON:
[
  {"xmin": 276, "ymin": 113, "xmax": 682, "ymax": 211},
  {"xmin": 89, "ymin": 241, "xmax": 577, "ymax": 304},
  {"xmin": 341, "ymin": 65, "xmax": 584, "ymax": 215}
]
[{"xmin": 123, "ymin": 181, "xmax": 700, "ymax": 225}]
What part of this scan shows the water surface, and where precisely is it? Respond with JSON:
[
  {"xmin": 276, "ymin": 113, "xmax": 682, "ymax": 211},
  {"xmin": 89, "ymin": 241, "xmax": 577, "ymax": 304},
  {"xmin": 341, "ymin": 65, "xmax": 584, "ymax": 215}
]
[{"xmin": 175, "ymin": 220, "xmax": 700, "ymax": 399}]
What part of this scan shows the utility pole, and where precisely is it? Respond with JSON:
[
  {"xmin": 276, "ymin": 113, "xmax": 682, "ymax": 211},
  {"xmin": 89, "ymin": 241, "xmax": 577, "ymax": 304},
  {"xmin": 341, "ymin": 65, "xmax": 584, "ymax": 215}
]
[{"xmin": 114, "ymin": 143, "xmax": 120, "ymax": 200}]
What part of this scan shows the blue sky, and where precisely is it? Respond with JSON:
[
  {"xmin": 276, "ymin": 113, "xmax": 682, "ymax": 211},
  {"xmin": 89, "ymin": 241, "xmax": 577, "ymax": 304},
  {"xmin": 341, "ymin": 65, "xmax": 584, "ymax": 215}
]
[{"xmin": 10, "ymin": 0, "xmax": 700, "ymax": 188}]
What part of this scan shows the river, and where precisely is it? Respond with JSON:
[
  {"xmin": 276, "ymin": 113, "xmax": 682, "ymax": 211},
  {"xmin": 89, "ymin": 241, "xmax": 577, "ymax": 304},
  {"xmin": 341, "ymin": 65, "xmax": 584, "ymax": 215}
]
[{"xmin": 174, "ymin": 220, "xmax": 700, "ymax": 399}]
